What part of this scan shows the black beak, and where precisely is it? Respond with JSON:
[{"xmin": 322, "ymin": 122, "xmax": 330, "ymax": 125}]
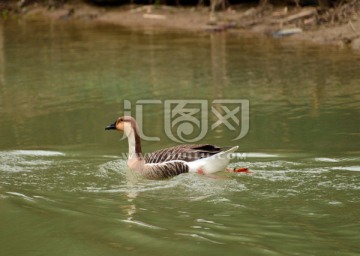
[{"xmin": 105, "ymin": 121, "xmax": 117, "ymax": 130}]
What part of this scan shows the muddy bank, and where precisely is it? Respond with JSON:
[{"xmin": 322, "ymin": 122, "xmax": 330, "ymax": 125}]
[{"xmin": 3, "ymin": 1, "xmax": 360, "ymax": 49}]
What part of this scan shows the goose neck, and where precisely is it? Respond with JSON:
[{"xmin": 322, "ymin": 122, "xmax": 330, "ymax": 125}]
[{"xmin": 126, "ymin": 125, "xmax": 143, "ymax": 160}]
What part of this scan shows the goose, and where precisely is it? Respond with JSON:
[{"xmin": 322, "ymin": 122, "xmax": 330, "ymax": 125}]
[{"xmin": 105, "ymin": 116, "xmax": 249, "ymax": 180}]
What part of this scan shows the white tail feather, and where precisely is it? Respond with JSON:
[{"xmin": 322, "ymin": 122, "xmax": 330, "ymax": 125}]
[{"xmin": 188, "ymin": 146, "xmax": 239, "ymax": 174}]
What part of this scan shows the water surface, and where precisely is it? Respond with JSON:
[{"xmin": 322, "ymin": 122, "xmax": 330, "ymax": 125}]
[{"xmin": 0, "ymin": 19, "xmax": 360, "ymax": 256}]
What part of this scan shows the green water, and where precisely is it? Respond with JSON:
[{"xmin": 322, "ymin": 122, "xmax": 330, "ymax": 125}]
[{"xmin": 1, "ymin": 19, "xmax": 360, "ymax": 256}]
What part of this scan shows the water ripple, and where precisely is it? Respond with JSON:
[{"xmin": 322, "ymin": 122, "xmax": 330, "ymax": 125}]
[{"xmin": 0, "ymin": 150, "xmax": 65, "ymax": 173}]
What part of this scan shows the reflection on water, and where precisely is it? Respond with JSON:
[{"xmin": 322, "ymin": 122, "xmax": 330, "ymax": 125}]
[
  {"xmin": 0, "ymin": 22, "xmax": 4, "ymax": 123},
  {"xmin": 0, "ymin": 20, "xmax": 359, "ymax": 152},
  {"xmin": 0, "ymin": 22, "xmax": 4, "ymax": 87},
  {"xmin": 211, "ymin": 33, "xmax": 228, "ymax": 97},
  {"xmin": 0, "ymin": 19, "xmax": 360, "ymax": 256}
]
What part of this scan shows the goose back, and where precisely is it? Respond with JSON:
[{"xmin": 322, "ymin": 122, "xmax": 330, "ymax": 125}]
[{"xmin": 144, "ymin": 144, "xmax": 232, "ymax": 164}]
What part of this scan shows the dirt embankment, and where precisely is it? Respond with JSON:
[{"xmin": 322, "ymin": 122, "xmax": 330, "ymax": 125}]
[{"xmin": 2, "ymin": 1, "xmax": 360, "ymax": 49}]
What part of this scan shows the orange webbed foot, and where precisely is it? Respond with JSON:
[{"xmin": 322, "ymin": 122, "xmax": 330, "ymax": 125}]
[{"xmin": 226, "ymin": 167, "xmax": 252, "ymax": 174}]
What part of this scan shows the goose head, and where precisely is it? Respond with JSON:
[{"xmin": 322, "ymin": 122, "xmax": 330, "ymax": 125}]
[
  {"xmin": 105, "ymin": 116, "xmax": 143, "ymax": 160},
  {"xmin": 105, "ymin": 116, "xmax": 137, "ymax": 138}
]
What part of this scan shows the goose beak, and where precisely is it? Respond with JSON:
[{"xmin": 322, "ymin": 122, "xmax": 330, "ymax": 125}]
[{"xmin": 105, "ymin": 121, "xmax": 117, "ymax": 130}]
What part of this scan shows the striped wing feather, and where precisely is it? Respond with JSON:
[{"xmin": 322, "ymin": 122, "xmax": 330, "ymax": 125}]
[
  {"xmin": 144, "ymin": 144, "xmax": 232, "ymax": 164},
  {"xmin": 143, "ymin": 161, "xmax": 189, "ymax": 180}
]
